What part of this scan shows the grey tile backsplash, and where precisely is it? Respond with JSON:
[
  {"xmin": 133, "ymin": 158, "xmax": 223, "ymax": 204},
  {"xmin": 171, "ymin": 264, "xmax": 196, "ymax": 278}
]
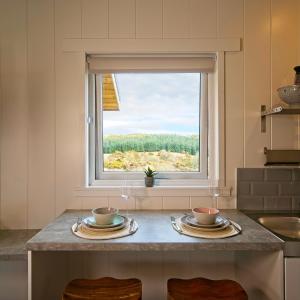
[{"xmin": 237, "ymin": 168, "xmax": 300, "ymax": 210}]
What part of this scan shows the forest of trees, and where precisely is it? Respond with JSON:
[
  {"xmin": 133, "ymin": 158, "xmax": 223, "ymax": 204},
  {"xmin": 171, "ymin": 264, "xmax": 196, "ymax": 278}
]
[{"xmin": 103, "ymin": 134, "xmax": 199, "ymax": 155}]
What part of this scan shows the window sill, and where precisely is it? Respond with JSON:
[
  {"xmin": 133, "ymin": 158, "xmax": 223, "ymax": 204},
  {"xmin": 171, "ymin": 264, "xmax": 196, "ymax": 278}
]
[{"xmin": 74, "ymin": 185, "xmax": 232, "ymax": 198}]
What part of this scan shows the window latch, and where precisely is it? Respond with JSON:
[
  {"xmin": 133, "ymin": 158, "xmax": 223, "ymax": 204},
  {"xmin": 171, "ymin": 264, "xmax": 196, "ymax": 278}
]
[{"xmin": 87, "ymin": 116, "xmax": 93, "ymax": 124}]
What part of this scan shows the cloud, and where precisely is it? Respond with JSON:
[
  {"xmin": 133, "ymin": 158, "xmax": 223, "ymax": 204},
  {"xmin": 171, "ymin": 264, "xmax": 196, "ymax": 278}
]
[{"xmin": 103, "ymin": 73, "xmax": 200, "ymax": 135}]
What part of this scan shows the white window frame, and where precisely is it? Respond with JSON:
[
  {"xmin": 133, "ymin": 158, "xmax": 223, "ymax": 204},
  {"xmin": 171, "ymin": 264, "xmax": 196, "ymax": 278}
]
[{"xmin": 87, "ymin": 54, "xmax": 221, "ymax": 187}]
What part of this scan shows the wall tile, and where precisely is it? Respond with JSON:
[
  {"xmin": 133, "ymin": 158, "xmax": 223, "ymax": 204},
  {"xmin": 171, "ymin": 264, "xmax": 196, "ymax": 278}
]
[
  {"xmin": 292, "ymin": 197, "xmax": 300, "ymax": 210},
  {"xmin": 163, "ymin": 197, "xmax": 190, "ymax": 210},
  {"xmin": 217, "ymin": 197, "xmax": 235, "ymax": 209},
  {"xmin": 293, "ymin": 169, "xmax": 300, "ymax": 181},
  {"xmin": 264, "ymin": 197, "xmax": 292, "ymax": 210},
  {"xmin": 109, "ymin": 196, "xmax": 136, "ymax": 210},
  {"xmin": 81, "ymin": 197, "xmax": 109, "ymax": 209},
  {"xmin": 265, "ymin": 169, "xmax": 292, "ymax": 181},
  {"xmin": 280, "ymin": 183, "xmax": 300, "ymax": 196},
  {"xmin": 190, "ymin": 197, "xmax": 214, "ymax": 208},
  {"xmin": 252, "ymin": 183, "xmax": 279, "ymax": 196},
  {"xmin": 237, "ymin": 168, "xmax": 264, "ymax": 181},
  {"xmin": 237, "ymin": 196, "xmax": 264, "ymax": 210},
  {"xmin": 237, "ymin": 182, "xmax": 251, "ymax": 196},
  {"xmin": 135, "ymin": 197, "xmax": 163, "ymax": 210}
]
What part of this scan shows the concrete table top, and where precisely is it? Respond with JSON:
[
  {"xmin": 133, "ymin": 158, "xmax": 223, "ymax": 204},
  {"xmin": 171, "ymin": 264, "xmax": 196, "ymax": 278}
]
[
  {"xmin": 0, "ymin": 230, "xmax": 39, "ymax": 260},
  {"xmin": 26, "ymin": 210, "xmax": 283, "ymax": 252}
]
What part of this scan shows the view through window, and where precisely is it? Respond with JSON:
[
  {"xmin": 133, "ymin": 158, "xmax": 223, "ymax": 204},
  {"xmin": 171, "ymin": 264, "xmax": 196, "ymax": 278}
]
[{"xmin": 100, "ymin": 73, "xmax": 201, "ymax": 173}]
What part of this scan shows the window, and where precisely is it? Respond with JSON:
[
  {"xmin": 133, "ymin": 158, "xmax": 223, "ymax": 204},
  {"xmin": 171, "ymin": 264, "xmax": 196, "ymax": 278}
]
[{"xmin": 87, "ymin": 55, "xmax": 216, "ymax": 186}]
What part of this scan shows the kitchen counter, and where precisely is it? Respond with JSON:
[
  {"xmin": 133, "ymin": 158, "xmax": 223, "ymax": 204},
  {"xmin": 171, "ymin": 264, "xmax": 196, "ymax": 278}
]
[
  {"xmin": 26, "ymin": 210, "xmax": 283, "ymax": 252},
  {"xmin": 243, "ymin": 210, "xmax": 300, "ymax": 257},
  {"xmin": 0, "ymin": 229, "xmax": 39, "ymax": 260}
]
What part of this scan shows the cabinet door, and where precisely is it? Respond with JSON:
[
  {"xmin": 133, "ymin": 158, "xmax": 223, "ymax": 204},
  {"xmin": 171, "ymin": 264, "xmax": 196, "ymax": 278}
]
[{"xmin": 285, "ymin": 258, "xmax": 300, "ymax": 300}]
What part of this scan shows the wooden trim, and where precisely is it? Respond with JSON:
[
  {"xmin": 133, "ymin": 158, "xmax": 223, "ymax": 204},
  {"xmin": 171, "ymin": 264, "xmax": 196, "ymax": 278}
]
[{"xmin": 63, "ymin": 38, "xmax": 241, "ymax": 53}]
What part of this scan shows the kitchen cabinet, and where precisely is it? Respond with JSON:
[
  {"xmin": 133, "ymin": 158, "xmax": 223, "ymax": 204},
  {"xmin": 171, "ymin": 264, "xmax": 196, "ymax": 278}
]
[{"xmin": 285, "ymin": 258, "xmax": 300, "ymax": 300}]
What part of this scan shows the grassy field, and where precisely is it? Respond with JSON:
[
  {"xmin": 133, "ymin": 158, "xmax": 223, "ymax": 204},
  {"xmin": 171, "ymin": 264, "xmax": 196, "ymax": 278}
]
[
  {"xmin": 103, "ymin": 134, "xmax": 199, "ymax": 172},
  {"xmin": 103, "ymin": 134, "xmax": 199, "ymax": 155}
]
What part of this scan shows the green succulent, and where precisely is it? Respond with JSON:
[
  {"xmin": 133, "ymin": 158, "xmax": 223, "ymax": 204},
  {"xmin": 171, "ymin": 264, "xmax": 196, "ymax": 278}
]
[{"xmin": 144, "ymin": 166, "xmax": 157, "ymax": 177}]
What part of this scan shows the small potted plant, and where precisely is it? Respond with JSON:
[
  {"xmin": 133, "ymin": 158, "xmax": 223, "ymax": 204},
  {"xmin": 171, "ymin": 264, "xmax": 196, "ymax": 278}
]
[{"xmin": 144, "ymin": 166, "xmax": 157, "ymax": 187}]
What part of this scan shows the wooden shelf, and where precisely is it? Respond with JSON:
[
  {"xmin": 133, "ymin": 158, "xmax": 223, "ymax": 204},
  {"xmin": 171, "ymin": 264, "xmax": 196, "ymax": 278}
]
[{"xmin": 261, "ymin": 105, "xmax": 300, "ymax": 132}]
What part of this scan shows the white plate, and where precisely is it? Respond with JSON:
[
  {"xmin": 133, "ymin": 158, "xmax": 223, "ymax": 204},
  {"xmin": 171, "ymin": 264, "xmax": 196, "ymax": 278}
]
[
  {"xmin": 83, "ymin": 215, "xmax": 125, "ymax": 229},
  {"xmin": 185, "ymin": 215, "xmax": 227, "ymax": 228},
  {"xmin": 180, "ymin": 216, "xmax": 230, "ymax": 232}
]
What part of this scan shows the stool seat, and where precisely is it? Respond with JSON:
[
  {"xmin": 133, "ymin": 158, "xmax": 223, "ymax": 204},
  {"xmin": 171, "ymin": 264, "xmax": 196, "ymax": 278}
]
[
  {"xmin": 168, "ymin": 278, "xmax": 248, "ymax": 300},
  {"xmin": 62, "ymin": 277, "xmax": 142, "ymax": 300}
]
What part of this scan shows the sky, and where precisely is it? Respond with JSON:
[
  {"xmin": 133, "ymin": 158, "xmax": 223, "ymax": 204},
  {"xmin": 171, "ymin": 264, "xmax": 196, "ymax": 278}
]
[{"xmin": 103, "ymin": 73, "xmax": 201, "ymax": 136}]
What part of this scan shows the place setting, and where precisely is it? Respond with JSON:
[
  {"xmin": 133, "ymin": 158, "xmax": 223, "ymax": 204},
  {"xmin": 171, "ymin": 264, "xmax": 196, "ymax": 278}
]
[
  {"xmin": 171, "ymin": 207, "xmax": 242, "ymax": 239},
  {"xmin": 72, "ymin": 207, "xmax": 138, "ymax": 240}
]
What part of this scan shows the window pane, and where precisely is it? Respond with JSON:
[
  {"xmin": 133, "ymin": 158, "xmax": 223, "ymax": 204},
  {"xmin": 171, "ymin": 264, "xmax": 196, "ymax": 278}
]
[{"xmin": 101, "ymin": 73, "xmax": 201, "ymax": 172}]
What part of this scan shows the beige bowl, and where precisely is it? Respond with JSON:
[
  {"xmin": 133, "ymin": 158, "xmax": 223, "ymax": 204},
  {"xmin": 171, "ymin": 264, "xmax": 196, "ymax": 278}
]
[
  {"xmin": 192, "ymin": 207, "xmax": 220, "ymax": 225},
  {"xmin": 92, "ymin": 207, "xmax": 119, "ymax": 225}
]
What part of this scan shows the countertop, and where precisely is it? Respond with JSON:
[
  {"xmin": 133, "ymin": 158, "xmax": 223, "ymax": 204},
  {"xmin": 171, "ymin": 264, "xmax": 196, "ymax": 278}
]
[
  {"xmin": 0, "ymin": 229, "xmax": 39, "ymax": 260},
  {"xmin": 243, "ymin": 210, "xmax": 300, "ymax": 257},
  {"xmin": 26, "ymin": 210, "xmax": 283, "ymax": 252}
]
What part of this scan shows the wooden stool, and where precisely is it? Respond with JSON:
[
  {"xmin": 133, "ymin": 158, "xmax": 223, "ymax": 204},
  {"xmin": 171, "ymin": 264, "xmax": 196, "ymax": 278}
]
[
  {"xmin": 62, "ymin": 277, "xmax": 142, "ymax": 300},
  {"xmin": 168, "ymin": 278, "xmax": 248, "ymax": 300}
]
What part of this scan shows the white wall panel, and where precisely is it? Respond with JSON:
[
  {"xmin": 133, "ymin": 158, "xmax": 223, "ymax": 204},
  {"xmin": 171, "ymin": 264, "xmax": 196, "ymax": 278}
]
[
  {"xmin": 1, "ymin": 0, "xmax": 300, "ymax": 229},
  {"xmin": 190, "ymin": 0, "xmax": 217, "ymax": 38},
  {"xmin": 109, "ymin": 0, "xmax": 136, "ymax": 39},
  {"xmin": 82, "ymin": 0, "xmax": 108, "ymax": 38},
  {"xmin": 54, "ymin": 2, "xmax": 85, "ymax": 217},
  {"xmin": 0, "ymin": 0, "xmax": 28, "ymax": 229},
  {"xmin": 163, "ymin": 0, "xmax": 189, "ymax": 38},
  {"xmin": 54, "ymin": 51, "xmax": 84, "ymax": 216},
  {"xmin": 55, "ymin": 0, "xmax": 82, "ymax": 38},
  {"xmin": 218, "ymin": 0, "xmax": 244, "ymax": 38},
  {"xmin": 244, "ymin": 0, "xmax": 271, "ymax": 166},
  {"xmin": 27, "ymin": 0, "xmax": 56, "ymax": 229},
  {"xmin": 221, "ymin": 0, "xmax": 244, "ymax": 192},
  {"xmin": 271, "ymin": 0, "xmax": 299, "ymax": 149},
  {"xmin": 136, "ymin": 0, "xmax": 162, "ymax": 38}
]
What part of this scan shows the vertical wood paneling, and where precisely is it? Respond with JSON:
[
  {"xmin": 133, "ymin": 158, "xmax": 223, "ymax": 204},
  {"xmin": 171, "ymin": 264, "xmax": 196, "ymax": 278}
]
[
  {"xmin": 218, "ymin": 0, "xmax": 244, "ymax": 38},
  {"xmin": 109, "ymin": 0, "xmax": 136, "ymax": 39},
  {"xmin": 219, "ymin": 0, "xmax": 244, "ymax": 192},
  {"xmin": 271, "ymin": 0, "xmax": 298, "ymax": 149},
  {"xmin": 55, "ymin": 0, "xmax": 81, "ymax": 38},
  {"xmin": 82, "ymin": 0, "xmax": 108, "ymax": 38},
  {"xmin": 55, "ymin": 2, "xmax": 85, "ymax": 216},
  {"xmin": 54, "ymin": 51, "xmax": 84, "ymax": 216},
  {"xmin": 190, "ymin": 0, "xmax": 217, "ymax": 38},
  {"xmin": 163, "ymin": 0, "xmax": 189, "ymax": 38},
  {"xmin": 244, "ymin": 0, "xmax": 271, "ymax": 166},
  {"xmin": 27, "ymin": 0, "xmax": 56, "ymax": 229},
  {"xmin": 136, "ymin": 0, "xmax": 162, "ymax": 38},
  {"xmin": 1, "ymin": 0, "xmax": 300, "ymax": 229},
  {"xmin": 0, "ymin": 0, "xmax": 28, "ymax": 229}
]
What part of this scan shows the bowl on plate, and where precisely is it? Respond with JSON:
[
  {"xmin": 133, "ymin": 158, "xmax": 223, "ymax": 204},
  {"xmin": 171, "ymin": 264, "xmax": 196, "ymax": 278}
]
[
  {"xmin": 92, "ymin": 207, "xmax": 119, "ymax": 225},
  {"xmin": 277, "ymin": 85, "xmax": 300, "ymax": 105},
  {"xmin": 192, "ymin": 207, "xmax": 220, "ymax": 225}
]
